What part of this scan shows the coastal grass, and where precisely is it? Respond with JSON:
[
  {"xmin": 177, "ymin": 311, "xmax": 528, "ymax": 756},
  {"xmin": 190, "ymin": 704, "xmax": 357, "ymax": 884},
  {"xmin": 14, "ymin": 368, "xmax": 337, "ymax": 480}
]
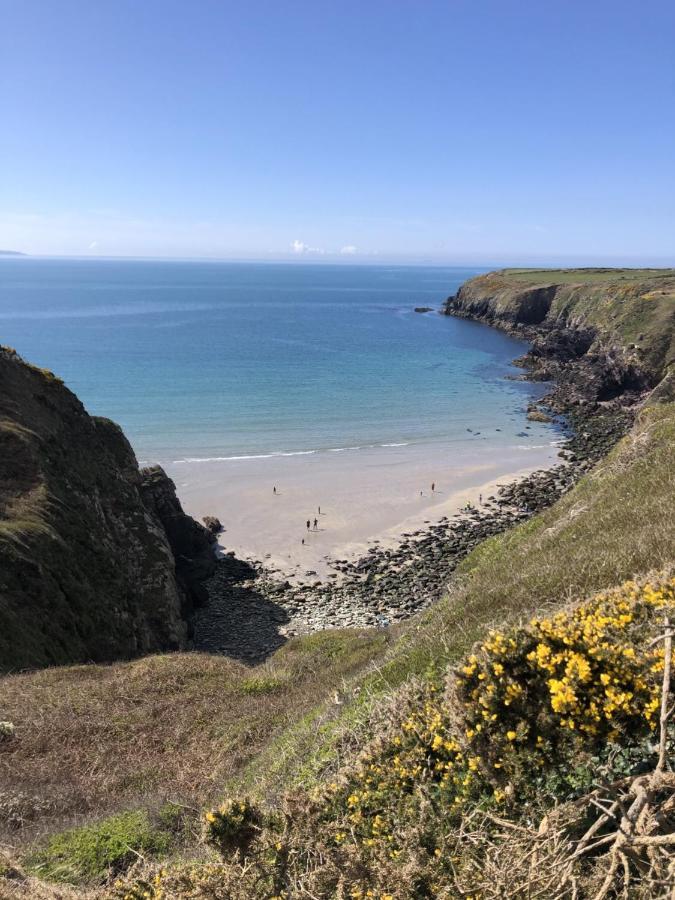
[
  {"xmin": 24, "ymin": 809, "xmax": 177, "ymax": 885},
  {"xmin": 500, "ymin": 266, "xmax": 675, "ymax": 284},
  {"xmin": 0, "ymin": 630, "xmax": 390, "ymax": 855}
]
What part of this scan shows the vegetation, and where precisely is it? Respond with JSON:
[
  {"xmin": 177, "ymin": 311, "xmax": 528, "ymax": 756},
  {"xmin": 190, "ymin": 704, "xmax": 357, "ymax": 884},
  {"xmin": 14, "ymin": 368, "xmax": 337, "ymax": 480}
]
[
  {"xmin": 112, "ymin": 577, "xmax": 675, "ymax": 899},
  {"xmin": 0, "ymin": 631, "xmax": 391, "ymax": 851},
  {"xmin": 501, "ymin": 267, "xmax": 675, "ymax": 285},
  {"xmin": 26, "ymin": 809, "xmax": 178, "ymax": 885}
]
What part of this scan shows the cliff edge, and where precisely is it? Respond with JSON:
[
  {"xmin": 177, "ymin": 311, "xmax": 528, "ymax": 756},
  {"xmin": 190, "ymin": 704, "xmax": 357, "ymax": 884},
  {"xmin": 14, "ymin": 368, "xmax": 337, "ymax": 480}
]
[
  {"xmin": 444, "ymin": 268, "xmax": 675, "ymax": 406},
  {"xmin": 0, "ymin": 347, "xmax": 215, "ymax": 672}
]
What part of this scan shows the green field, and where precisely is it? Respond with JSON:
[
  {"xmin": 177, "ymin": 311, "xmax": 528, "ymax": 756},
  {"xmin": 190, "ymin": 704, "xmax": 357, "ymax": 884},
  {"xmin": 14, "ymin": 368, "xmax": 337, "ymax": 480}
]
[{"xmin": 501, "ymin": 266, "xmax": 675, "ymax": 285}]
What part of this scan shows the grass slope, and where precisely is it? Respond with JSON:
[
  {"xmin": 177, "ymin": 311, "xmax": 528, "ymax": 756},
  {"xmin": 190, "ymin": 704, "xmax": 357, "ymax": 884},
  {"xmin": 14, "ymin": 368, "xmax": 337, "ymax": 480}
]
[{"xmin": 0, "ymin": 631, "xmax": 390, "ymax": 858}]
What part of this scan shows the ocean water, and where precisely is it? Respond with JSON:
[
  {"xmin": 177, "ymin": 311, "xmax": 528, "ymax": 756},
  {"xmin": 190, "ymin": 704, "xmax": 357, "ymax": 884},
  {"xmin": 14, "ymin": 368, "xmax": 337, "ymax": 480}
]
[{"xmin": 0, "ymin": 259, "xmax": 558, "ymax": 464}]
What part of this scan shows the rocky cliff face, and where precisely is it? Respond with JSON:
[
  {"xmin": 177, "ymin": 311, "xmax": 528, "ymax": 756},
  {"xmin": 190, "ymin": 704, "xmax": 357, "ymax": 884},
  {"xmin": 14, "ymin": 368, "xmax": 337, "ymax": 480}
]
[
  {"xmin": 444, "ymin": 271, "xmax": 675, "ymax": 408},
  {"xmin": 0, "ymin": 347, "xmax": 215, "ymax": 672}
]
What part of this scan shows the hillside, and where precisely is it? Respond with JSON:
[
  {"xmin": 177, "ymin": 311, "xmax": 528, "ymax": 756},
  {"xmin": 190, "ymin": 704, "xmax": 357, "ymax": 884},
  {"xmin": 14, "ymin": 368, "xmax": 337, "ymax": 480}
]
[
  {"xmin": 0, "ymin": 348, "xmax": 215, "ymax": 671},
  {"xmin": 1, "ymin": 269, "xmax": 674, "ymax": 899}
]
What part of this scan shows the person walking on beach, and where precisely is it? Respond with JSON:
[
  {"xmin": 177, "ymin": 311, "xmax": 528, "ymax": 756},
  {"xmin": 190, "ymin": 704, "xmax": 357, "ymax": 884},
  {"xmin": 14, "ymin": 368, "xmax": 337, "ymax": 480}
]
[
  {"xmin": 306, "ymin": 519, "xmax": 310, "ymax": 531},
  {"xmin": 318, "ymin": 505, "xmax": 321, "ymax": 515},
  {"xmin": 301, "ymin": 538, "xmax": 305, "ymax": 546},
  {"xmin": 313, "ymin": 517, "xmax": 318, "ymax": 530},
  {"xmin": 431, "ymin": 482, "xmax": 435, "ymax": 493},
  {"xmin": 273, "ymin": 486, "xmax": 277, "ymax": 495},
  {"xmin": 479, "ymin": 493, "xmax": 482, "ymax": 504}
]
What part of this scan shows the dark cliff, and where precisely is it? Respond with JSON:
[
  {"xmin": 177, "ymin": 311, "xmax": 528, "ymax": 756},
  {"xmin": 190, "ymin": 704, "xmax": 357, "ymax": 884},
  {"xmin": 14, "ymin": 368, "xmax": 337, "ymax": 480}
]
[
  {"xmin": 0, "ymin": 347, "xmax": 215, "ymax": 672},
  {"xmin": 444, "ymin": 269, "xmax": 675, "ymax": 406}
]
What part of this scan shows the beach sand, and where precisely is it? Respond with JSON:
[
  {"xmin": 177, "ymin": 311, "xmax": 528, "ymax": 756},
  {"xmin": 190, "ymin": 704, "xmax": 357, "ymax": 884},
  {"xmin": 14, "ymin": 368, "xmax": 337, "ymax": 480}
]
[{"xmin": 168, "ymin": 438, "xmax": 561, "ymax": 580}]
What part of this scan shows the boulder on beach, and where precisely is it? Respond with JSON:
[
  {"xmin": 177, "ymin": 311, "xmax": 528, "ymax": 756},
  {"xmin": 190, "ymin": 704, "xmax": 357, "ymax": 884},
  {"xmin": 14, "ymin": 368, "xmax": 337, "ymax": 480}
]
[
  {"xmin": 526, "ymin": 408, "xmax": 554, "ymax": 423},
  {"xmin": 203, "ymin": 515, "xmax": 224, "ymax": 534}
]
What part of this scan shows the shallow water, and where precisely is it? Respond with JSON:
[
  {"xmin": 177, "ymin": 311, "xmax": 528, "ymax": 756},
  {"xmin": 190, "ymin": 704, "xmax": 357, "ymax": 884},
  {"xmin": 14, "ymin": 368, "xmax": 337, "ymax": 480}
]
[{"xmin": 0, "ymin": 259, "xmax": 557, "ymax": 464}]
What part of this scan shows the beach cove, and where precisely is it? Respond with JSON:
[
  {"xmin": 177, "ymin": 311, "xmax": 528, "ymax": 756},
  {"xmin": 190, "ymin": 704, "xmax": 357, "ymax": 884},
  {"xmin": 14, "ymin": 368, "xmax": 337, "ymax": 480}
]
[{"xmin": 170, "ymin": 436, "xmax": 560, "ymax": 580}]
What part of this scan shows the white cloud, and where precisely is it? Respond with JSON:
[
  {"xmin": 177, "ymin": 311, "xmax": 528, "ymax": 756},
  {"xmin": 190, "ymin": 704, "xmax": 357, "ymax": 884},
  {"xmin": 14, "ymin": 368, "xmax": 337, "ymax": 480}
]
[
  {"xmin": 340, "ymin": 245, "xmax": 357, "ymax": 255},
  {"xmin": 291, "ymin": 239, "xmax": 325, "ymax": 255}
]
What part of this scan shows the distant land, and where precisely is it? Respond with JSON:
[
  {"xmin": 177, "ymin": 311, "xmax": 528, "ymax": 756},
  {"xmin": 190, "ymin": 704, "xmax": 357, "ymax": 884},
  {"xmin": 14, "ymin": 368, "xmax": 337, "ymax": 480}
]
[{"xmin": 0, "ymin": 249, "xmax": 26, "ymax": 256}]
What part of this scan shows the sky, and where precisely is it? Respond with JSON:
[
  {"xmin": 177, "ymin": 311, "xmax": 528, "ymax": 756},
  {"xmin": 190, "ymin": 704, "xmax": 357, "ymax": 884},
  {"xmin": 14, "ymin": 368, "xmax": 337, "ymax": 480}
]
[{"xmin": 1, "ymin": 0, "xmax": 674, "ymax": 265}]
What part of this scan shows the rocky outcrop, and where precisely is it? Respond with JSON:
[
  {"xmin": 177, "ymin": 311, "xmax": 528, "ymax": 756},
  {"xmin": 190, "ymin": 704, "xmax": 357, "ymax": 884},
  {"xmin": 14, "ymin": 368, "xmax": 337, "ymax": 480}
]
[
  {"xmin": 0, "ymin": 348, "xmax": 215, "ymax": 672},
  {"xmin": 444, "ymin": 270, "xmax": 675, "ymax": 409}
]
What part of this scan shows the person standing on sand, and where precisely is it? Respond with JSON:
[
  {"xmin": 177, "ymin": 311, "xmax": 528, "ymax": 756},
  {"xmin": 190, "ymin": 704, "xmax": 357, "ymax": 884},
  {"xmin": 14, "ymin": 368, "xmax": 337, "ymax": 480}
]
[
  {"xmin": 306, "ymin": 519, "xmax": 310, "ymax": 531},
  {"xmin": 431, "ymin": 482, "xmax": 435, "ymax": 492},
  {"xmin": 273, "ymin": 486, "xmax": 277, "ymax": 494},
  {"xmin": 313, "ymin": 517, "xmax": 318, "ymax": 530},
  {"xmin": 318, "ymin": 505, "xmax": 321, "ymax": 515}
]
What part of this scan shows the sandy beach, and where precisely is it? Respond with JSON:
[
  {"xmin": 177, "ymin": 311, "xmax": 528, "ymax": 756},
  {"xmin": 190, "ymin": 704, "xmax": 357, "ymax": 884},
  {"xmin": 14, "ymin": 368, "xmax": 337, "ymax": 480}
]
[{"xmin": 168, "ymin": 437, "xmax": 561, "ymax": 580}]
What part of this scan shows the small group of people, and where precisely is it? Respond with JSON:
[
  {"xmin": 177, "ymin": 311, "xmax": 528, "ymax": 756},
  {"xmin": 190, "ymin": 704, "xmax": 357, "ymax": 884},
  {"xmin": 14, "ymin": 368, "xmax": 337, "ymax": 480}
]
[
  {"xmin": 303, "ymin": 505, "xmax": 322, "ymax": 544},
  {"xmin": 273, "ymin": 487, "xmax": 323, "ymax": 546}
]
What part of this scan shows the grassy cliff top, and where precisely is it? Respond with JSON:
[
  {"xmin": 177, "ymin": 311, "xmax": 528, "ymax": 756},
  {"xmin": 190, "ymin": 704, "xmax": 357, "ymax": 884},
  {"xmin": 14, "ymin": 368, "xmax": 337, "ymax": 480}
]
[{"xmin": 500, "ymin": 267, "xmax": 675, "ymax": 285}]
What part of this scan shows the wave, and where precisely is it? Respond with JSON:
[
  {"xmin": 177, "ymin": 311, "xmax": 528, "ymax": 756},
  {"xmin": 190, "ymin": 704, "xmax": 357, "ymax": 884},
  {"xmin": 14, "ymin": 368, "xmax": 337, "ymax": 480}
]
[
  {"xmin": 516, "ymin": 443, "xmax": 558, "ymax": 450},
  {"xmin": 172, "ymin": 441, "xmax": 411, "ymax": 464}
]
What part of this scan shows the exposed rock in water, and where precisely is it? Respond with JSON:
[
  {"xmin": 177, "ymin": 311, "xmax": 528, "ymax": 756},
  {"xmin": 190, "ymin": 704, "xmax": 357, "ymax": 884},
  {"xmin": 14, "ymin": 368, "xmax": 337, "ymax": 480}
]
[
  {"xmin": 414, "ymin": 306, "xmax": 434, "ymax": 313},
  {"xmin": 0, "ymin": 347, "xmax": 215, "ymax": 672}
]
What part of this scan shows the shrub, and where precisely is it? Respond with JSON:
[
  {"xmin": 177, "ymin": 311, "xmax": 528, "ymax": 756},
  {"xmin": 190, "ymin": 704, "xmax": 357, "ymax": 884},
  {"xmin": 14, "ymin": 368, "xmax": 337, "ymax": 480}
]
[
  {"xmin": 313, "ymin": 576, "xmax": 675, "ymax": 861},
  {"xmin": 27, "ymin": 810, "xmax": 173, "ymax": 884},
  {"xmin": 203, "ymin": 799, "xmax": 262, "ymax": 857},
  {"xmin": 455, "ymin": 576, "xmax": 675, "ymax": 785}
]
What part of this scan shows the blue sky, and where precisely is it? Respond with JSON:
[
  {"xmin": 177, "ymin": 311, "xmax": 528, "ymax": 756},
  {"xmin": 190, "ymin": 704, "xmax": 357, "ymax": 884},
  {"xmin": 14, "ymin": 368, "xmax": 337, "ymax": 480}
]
[{"xmin": 1, "ymin": 0, "xmax": 674, "ymax": 264}]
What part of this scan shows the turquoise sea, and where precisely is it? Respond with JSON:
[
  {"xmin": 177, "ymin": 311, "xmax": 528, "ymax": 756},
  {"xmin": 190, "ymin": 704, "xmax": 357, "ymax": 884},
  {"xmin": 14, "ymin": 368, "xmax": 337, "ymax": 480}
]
[{"xmin": 0, "ymin": 259, "xmax": 557, "ymax": 464}]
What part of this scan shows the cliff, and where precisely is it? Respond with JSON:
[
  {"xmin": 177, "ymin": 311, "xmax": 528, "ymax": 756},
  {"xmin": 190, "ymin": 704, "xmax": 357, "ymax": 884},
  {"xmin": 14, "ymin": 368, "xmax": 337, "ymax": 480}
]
[
  {"xmin": 0, "ymin": 347, "xmax": 215, "ymax": 672},
  {"xmin": 444, "ymin": 268, "xmax": 675, "ymax": 406}
]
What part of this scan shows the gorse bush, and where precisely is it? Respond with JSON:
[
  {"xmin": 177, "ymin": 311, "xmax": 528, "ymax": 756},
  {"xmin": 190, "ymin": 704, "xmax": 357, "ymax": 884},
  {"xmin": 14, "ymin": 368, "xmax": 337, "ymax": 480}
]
[
  {"xmin": 315, "ymin": 577, "xmax": 675, "ymax": 857},
  {"xmin": 456, "ymin": 577, "xmax": 675, "ymax": 783},
  {"xmin": 203, "ymin": 798, "xmax": 262, "ymax": 856}
]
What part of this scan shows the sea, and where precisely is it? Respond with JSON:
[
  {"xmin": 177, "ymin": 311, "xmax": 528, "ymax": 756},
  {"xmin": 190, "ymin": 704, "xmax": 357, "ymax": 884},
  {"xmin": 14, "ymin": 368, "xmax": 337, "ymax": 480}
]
[{"xmin": 0, "ymin": 258, "xmax": 559, "ymax": 465}]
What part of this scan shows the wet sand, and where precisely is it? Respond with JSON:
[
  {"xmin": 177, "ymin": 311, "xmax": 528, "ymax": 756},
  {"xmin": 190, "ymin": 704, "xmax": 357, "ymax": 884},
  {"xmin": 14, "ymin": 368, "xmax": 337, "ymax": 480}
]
[{"xmin": 168, "ymin": 438, "xmax": 560, "ymax": 579}]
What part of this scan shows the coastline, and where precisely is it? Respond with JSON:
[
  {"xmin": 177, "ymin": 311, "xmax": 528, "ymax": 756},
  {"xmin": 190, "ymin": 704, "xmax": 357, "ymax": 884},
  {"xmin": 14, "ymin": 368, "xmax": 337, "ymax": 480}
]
[
  {"xmin": 185, "ymin": 282, "xmax": 640, "ymax": 662},
  {"xmin": 170, "ymin": 437, "xmax": 561, "ymax": 581}
]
